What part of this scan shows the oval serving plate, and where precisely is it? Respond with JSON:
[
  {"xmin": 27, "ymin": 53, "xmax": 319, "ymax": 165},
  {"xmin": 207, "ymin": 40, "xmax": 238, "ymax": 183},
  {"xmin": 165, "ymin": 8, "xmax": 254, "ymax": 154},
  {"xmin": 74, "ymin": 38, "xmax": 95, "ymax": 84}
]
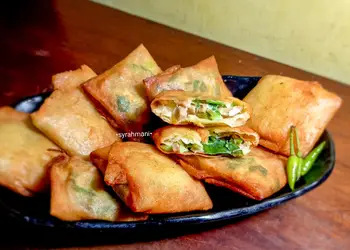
[{"xmin": 0, "ymin": 76, "xmax": 335, "ymax": 232}]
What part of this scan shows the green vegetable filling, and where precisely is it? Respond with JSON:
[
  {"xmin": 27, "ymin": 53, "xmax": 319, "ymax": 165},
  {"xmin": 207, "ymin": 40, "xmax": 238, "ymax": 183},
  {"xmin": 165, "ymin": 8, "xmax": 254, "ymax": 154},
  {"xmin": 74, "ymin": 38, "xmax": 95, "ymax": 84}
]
[
  {"xmin": 131, "ymin": 63, "xmax": 153, "ymax": 75},
  {"xmin": 193, "ymin": 80, "xmax": 200, "ymax": 91},
  {"xmin": 178, "ymin": 143, "xmax": 188, "ymax": 153},
  {"xmin": 206, "ymin": 109, "xmax": 221, "ymax": 120},
  {"xmin": 206, "ymin": 99, "xmax": 226, "ymax": 107},
  {"xmin": 161, "ymin": 136, "xmax": 244, "ymax": 156},
  {"xmin": 192, "ymin": 99, "xmax": 228, "ymax": 120},
  {"xmin": 160, "ymin": 144, "xmax": 173, "ymax": 152},
  {"xmin": 116, "ymin": 95, "xmax": 130, "ymax": 112},
  {"xmin": 202, "ymin": 136, "xmax": 244, "ymax": 156},
  {"xmin": 249, "ymin": 165, "xmax": 268, "ymax": 176},
  {"xmin": 199, "ymin": 82, "xmax": 208, "ymax": 92}
]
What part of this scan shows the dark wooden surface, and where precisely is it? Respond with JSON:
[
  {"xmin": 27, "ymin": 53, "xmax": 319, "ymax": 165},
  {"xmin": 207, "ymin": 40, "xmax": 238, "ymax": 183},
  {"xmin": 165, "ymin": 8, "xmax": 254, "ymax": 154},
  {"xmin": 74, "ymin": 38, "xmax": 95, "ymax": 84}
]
[{"xmin": 1, "ymin": 0, "xmax": 349, "ymax": 249}]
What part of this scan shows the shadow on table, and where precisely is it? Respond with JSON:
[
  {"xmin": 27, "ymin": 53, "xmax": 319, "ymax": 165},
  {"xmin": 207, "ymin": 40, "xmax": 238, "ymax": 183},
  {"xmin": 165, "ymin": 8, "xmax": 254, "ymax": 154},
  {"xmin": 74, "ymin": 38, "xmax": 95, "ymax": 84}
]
[
  {"xmin": 0, "ymin": 0, "xmax": 76, "ymax": 106},
  {"xmin": 0, "ymin": 215, "xmax": 250, "ymax": 249}
]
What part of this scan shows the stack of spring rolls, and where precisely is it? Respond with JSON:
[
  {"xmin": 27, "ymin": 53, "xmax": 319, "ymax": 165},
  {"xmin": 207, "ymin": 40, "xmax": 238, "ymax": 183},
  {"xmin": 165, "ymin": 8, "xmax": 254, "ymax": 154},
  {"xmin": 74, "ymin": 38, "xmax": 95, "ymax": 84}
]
[
  {"xmin": 0, "ymin": 44, "xmax": 342, "ymax": 222},
  {"xmin": 148, "ymin": 86, "xmax": 287, "ymax": 201}
]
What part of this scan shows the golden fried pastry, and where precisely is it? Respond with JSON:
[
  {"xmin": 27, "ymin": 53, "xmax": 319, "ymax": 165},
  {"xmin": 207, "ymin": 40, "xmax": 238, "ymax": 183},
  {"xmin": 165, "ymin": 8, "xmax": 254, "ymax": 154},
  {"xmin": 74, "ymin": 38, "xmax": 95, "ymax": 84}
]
[
  {"xmin": 90, "ymin": 142, "xmax": 213, "ymax": 214},
  {"xmin": 243, "ymin": 75, "xmax": 342, "ymax": 156},
  {"xmin": 0, "ymin": 106, "xmax": 60, "ymax": 196},
  {"xmin": 89, "ymin": 145, "xmax": 111, "ymax": 174},
  {"xmin": 176, "ymin": 147, "xmax": 287, "ymax": 200},
  {"xmin": 153, "ymin": 125, "xmax": 259, "ymax": 157},
  {"xmin": 31, "ymin": 66, "xmax": 120, "ymax": 159},
  {"xmin": 49, "ymin": 154, "xmax": 148, "ymax": 222},
  {"xmin": 151, "ymin": 90, "xmax": 250, "ymax": 127},
  {"xmin": 52, "ymin": 65, "xmax": 97, "ymax": 91},
  {"xmin": 144, "ymin": 56, "xmax": 232, "ymax": 100},
  {"xmin": 82, "ymin": 44, "xmax": 162, "ymax": 141}
]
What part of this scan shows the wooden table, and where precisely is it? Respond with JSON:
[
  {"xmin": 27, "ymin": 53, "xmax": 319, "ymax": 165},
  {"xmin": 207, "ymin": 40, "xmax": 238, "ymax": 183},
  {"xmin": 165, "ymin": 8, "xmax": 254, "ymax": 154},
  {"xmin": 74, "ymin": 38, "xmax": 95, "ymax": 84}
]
[{"xmin": 1, "ymin": 0, "xmax": 349, "ymax": 249}]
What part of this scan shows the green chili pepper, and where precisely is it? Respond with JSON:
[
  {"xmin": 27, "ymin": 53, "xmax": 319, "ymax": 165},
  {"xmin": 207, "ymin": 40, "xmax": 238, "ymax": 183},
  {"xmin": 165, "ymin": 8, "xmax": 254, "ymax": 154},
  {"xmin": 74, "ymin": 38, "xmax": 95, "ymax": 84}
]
[
  {"xmin": 297, "ymin": 158, "xmax": 303, "ymax": 181},
  {"xmin": 301, "ymin": 141, "xmax": 326, "ymax": 176},
  {"xmin": 287, "ymin": 126, "xmax": 326, "ymax": 190},
  {"xmin": 287, "ymin": 126, "xmax": 299, "ymax": 190},
  {"xmin": 294, "ymin": 127, "xmax": 303, "ymax": 181}
]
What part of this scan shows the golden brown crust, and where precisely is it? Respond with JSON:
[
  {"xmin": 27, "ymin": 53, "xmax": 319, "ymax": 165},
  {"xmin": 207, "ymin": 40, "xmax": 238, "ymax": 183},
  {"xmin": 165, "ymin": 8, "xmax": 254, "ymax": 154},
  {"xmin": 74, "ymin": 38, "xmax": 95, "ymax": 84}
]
[
  {"xmin": 152, "ymin": 125, "xmax": 259, "ymax": 156},
  {"xmin": 176, "ymin": 154, "xmax": 268, "ymax": 201},
  {"xmin": 90, "ymin": 145, "xmax": 128, "ymax": 185},
  {"xmin": 0, "ymin": 106, "xmax": 28, "ymax": 121},
  {"xmin": 176, "ymin": 147, "xmax": 287, "ymax": 200},
  {"xmin": 258, "ymin": 139, "xmax": 280, "ymax": 153},
  {"xmin": 0, "ymin": 107, "xmax": 61, "ymax": 196},
  {"xmin": 144, "ymin": 56, "xmax": 232, "ymax": 100},
  {"xmin": 204, "ymin": 178, "xmax": 257, "ymax": 200},
  {"xmin": 176, "ymin": 157, "xmax": 214, "ymax": 179},
  {"xmin": 49, "ymin": 154, "xmax": 148, "ymax": 222},
  {"xmin": 104, "ymin": 142, "xmax": 213, "ymax": 214},
  {"xmin": 82, "ymin": 44, "xmax": 162, "ymax": 141},
  {"xmin": 52, "ymin": 65, "xmax": 97, "ymax": 91},
  {"xmin": 49, "ymin": 155, "xmax": 76, "ymax": 219},
  {"xmin": 89, "ymin": 145, "xmax": 112, "ymax": 174},
  {"xmin": 243, "ymin": 75, "xmax": 342, "ymax": 156},
  {"xmin": 82, "ymin": 89, "xmax": 121, "ymax": 130},
  {"xmin": 144, "ymin": 65, "xmax": 181, "ymax": 101},
  {"xmin": 31, "ymin": 68, "xmax": 120, "ymax": 159}
]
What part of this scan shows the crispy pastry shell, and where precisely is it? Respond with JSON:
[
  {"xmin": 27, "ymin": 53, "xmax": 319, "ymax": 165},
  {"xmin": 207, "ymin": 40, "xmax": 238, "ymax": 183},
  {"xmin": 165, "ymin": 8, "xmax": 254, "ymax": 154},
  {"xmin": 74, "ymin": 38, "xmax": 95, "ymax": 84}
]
[{"xmin": 243, "ymin": 75, "xmax": 342, "ymax": 156}]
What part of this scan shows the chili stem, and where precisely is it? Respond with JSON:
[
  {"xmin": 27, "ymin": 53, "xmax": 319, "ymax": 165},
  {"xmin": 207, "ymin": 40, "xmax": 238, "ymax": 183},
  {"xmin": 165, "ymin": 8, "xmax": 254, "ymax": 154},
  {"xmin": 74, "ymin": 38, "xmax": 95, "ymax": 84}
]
[
  {"xmin": 290, "ymin": 126, "xmax": 296, "ymax": 156},
  {"xmin": 294, "ymin": 126, "xmax": 302, "ymax": 158}
]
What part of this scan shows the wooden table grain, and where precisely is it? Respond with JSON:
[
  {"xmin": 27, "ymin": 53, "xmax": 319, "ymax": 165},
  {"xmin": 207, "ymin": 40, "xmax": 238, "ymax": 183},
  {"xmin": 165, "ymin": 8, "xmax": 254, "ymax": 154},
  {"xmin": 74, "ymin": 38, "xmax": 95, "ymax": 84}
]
[{"xmin": 1, "ymin": 0, "xmax": 349, "ymax": 249}]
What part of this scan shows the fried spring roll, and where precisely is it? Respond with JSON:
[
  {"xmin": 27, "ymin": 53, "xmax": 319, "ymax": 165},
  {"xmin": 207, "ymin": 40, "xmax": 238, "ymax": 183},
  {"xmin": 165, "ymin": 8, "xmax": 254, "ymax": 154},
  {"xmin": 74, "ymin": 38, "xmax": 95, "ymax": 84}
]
[
  {"xmin": 49, "ymin": 154, "xmax": 148, "ymax": 222},
  {"xmin": 31, "ymin": 66, "xmax": 120, "ymax": 159},
  {"xmin": 52, "ymin": 65, "xmax": 97, "ymax": 91},
  {"xmin": 82, "ymin": 44, "xmax": 162, "ymax": 141},
  {"xmin": 176, "ymin": 147, "xmax": 287, "ymax": 200},
  {"xmin": 151, "ymin": 90, "xmax": 250, "ymax": 127},
  {"xmin": 153, "ymin": 125, "xmax": 259, "ymax": 157},
  {"xmin": 0, "ymin": 107, "xmax": 61, "ymax": 196},
  {"xmin": 90, "ymin": 142, "xmax": 213, "ymax": 214},
  {"xmin": 144, "ymin": 56, "xmax": 232, "ymax": 100},
  {"xmin": 243, "ymin": 75, "xmax": 342, "ymax": 156}
]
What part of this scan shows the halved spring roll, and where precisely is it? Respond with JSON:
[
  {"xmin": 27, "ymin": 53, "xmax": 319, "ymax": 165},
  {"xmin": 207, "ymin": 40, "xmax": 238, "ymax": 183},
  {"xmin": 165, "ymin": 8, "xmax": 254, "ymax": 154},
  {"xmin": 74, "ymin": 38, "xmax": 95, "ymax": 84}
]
[
  {"xmin": 151, "ymin": 90, "xmax": 250, "ymax": 127},
  {"xmin": 153, "ymin": 125, "xmax": 259, "ymax": 157},
  {"xmin": 90, "ymin": 142, "xmax": 213, "ymax": 214},
  {"xmin": 176, "ymin": 147, "xmax": 287, "ymax": 200}
]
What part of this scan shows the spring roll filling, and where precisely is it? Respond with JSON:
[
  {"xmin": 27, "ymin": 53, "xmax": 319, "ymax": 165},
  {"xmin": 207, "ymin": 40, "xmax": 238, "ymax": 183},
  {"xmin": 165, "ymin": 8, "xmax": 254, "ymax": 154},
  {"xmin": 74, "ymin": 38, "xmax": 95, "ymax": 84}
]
[
  {"xmin": 155, "ymin": 99, "xmax": 248, "ymax": 126},
  {"xmin": 160, "ymin": 133, "xmax": 251, "ymax": 156}
]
